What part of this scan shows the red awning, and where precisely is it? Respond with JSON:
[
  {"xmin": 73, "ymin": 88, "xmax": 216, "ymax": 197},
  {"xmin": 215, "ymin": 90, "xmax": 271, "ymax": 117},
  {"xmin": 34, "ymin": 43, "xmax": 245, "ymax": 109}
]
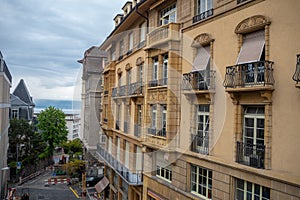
[
  {"xmin": 237, "ymin": 30, "xmax": 265, "ymax": 64},
  {"xmin": 94, "ymin": 176, "xmax": 109, "ymax": 193}
]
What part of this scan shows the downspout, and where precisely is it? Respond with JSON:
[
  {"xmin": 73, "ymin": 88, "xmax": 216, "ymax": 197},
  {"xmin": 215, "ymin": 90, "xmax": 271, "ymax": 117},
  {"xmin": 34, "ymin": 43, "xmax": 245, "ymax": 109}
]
[{"xmin": 135, "ymin": 3, "xmax": 149, "ymax": 34}]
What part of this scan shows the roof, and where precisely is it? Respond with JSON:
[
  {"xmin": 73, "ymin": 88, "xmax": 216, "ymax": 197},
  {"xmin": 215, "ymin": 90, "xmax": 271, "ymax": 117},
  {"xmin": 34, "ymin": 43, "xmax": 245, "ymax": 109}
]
[
  {"xmin": 10, "ymin": 94, "xmax": 28, "ymax": 106},
  {"xmin": 13, "ymin": 79, "xmax": 35, "ymax": 106}
]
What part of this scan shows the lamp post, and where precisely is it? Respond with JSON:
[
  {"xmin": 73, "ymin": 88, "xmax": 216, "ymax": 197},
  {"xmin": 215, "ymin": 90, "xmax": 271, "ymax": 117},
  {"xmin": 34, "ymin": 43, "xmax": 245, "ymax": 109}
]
[{"xmin": 1, "ymin": 167, "xmax": 10, "ymax": 200}]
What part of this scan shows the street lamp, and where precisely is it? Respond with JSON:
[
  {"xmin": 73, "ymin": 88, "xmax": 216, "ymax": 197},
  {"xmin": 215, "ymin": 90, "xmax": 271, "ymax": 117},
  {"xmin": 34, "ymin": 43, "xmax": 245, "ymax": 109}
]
[{"xmin": 1, "ymin": 167, "xmax": 10, "ymax": 200}]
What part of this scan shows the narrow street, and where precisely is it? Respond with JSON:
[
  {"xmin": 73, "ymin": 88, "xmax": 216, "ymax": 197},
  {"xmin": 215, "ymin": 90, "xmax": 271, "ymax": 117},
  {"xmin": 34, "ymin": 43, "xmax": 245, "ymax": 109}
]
[{"xmin": 13, "ymin": 171, "xmax": 80, "ymax": 200}]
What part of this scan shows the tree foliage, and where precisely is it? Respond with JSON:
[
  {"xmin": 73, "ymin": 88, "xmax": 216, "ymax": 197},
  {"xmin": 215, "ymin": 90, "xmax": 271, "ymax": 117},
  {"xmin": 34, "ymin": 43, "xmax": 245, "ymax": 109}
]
[
  {"xmin": 64, "ymin": 160, "xmax": 86, "ymax": 178},
  {"xmin": 62, "ymin": 138, "xmax": 83, "ymax": 155},
  {"xmin": 37, "ymin": 106, "xmax": 68, "ymax": 156}
]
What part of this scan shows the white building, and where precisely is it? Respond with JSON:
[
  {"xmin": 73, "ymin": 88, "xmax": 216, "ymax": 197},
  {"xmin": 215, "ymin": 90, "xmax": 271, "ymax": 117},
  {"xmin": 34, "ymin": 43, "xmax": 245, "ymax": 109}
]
[{"xmin": 65, "ymin": 113, "xmax": 81, "ymax": 141}]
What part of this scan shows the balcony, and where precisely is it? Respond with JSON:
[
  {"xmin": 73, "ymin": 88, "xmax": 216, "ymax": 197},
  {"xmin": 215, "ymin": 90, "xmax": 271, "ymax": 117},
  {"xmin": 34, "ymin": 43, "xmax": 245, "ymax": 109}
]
[
  {"xmin": 97, "ymin": 144, "xmax": 143, "ymax": 185},
  {"xmin": 129, "ymin": 82, "xmax": 144, "ymax": 96},
  {"xmin": 134, "ymin": 125, "xmax": 141, "ymax": 137},
  {"xmin": 190, "ymin": 134, "xmax": 209, "ymax": 155},
  {"xmin": 147, "ymin": 128, "xmax": 166, "ymax": 137},
  {"xmin": 292, "ymin": 54, "xmax": 300, "ymax": 88},
  {"xmin": 183, "ymin": 70, "xmax": 215, "ymax": 93},
  {"xmin": 148, "ymin": 78, "xmax": 168, "ymax": 88},
  {"xmin": 193, "ymin": 9, "xmax": 213, "ymax": 24},
  {"xmin": 119, "ymin": 85, "xmax": 128, "ymax": 97},
  {"xmin": 236, "ymin": 141, "xmax": 265, "ymax": 169},
  {"xmin": 112, "ymin": 87, "xmax": 118, "ymax": 97},
  {"xmin": 223, "ymin": 61, "xmax": 274, "ymax": 91},
  {"xmin": 147, "ymin": 23, "xmax": 180, "ymax": 48}
]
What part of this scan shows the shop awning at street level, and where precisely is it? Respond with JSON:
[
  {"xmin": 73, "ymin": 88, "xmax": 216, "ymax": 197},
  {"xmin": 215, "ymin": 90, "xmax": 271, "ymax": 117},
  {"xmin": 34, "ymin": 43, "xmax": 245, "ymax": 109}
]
[{"xmin": 95, "ymin": 176, "xmax": 109, "ymax": 193}]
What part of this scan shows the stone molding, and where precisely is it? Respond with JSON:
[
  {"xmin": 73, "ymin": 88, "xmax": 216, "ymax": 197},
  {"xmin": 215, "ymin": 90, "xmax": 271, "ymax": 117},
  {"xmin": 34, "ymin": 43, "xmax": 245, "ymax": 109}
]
[
  {"xmin": 235, "ymin": 15, "xmax": 271, "ymax": 34},
  {"xmin": 191, "ymin": 33, "xmax": 214, "ymax": 48}
]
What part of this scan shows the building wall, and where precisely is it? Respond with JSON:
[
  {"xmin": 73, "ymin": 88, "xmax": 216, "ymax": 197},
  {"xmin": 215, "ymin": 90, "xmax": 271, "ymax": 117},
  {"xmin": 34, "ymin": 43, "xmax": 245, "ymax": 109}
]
[{"xmin": 0, "ymin": 53, "xmax": 11, "ymax": 199}]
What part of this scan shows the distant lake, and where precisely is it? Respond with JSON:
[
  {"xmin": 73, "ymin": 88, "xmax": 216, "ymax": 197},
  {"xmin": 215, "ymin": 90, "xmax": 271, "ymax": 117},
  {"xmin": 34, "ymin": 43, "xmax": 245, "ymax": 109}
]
[{"xmin": 34, "ymin": 99, "xmax": 81, "ymax": 114}]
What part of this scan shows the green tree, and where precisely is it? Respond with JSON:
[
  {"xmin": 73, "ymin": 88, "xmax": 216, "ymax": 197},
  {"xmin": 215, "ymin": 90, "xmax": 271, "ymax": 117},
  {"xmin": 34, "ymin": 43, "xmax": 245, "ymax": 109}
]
[
  {"xmin": 62, "ymin": 138, "xmax": 83, "ymax": 154},
  {"xmin": 37, "ymin": 106, "xmax": 68, "ymax": 156}
]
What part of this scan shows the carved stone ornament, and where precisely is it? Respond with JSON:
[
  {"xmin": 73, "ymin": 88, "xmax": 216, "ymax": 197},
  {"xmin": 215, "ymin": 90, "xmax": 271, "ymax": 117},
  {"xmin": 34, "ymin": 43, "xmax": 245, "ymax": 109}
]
[
  {"xmin": 192, "ymin": 33, "xmax": 214, "ymax": 48},
  {"xmin": 117, "ymin": 68, "xmax": 122, "ymax": 74},
  {"xmin": 149, "ymin": 93, "xmax": 157, "ymax": 101},
  {"xmin": 125, "ymin": 63, "xmax": 132, "ymax": 71},
  {"xmin": 235, "ymin": 15, "xmax": 271, "ymax": 34},
  {"xmin": 136, "ymin": 57, "xmax": 144, "ymax": 66}
]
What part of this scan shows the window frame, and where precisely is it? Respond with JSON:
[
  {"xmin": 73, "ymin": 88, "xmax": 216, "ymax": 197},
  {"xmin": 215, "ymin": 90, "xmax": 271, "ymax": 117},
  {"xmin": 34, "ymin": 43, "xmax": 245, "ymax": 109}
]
[
  {"xmin": 160, "ymin": 3, "xmax": 177, "ymax": 26},
  {"xmin": 235, "ymin": 178, "xmax": 270, "ymax": 200},
  {"xmin": 197, "ymin": 0, "xmax": 213, "ymax": 15},
  {"xmin": 129, "ymin": 32, "xmax": 134, "ymax": 51},
  {"xmin": 156, "ymin": 165, "xmax": 172, "ymax": 182},
  {"xmin": 195, "ymin": 105, "xmax": 210, "ymax": 151},
  {"xmin": 152, "ymin": 57, "xmax": 159, "ymax": 81},
  {"xmin": 191, "ymin": 164, "xmax": 212, "ymax": 199}
]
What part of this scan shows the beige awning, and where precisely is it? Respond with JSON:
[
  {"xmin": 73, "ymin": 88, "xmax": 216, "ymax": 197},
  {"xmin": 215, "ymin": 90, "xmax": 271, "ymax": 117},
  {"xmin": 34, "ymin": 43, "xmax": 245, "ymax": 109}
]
[
  {"xmin": 94, "ymin": 176, "xmax": 109, "ymax": 193},
  {"xmin": 237, "ymin": 30, "xmax": 265, "ymax": 64},
  {"xmin": 192, "ymin": 46, "xmax": 210, "ymax": 71}
]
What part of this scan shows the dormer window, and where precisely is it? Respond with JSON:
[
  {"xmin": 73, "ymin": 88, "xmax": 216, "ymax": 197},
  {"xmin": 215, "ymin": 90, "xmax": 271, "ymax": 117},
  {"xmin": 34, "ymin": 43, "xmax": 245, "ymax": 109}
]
[{"xmin": 160, "ymin": 3, "xmax": 177, "ymax": 26}]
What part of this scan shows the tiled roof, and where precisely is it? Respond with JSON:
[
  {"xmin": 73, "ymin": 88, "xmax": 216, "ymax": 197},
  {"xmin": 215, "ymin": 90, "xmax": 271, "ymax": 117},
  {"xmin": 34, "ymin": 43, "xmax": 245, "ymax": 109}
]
[
  {"xmin": 12, "ymin": 79, "xmax": 35, "ymax": 106},
  {"xmin": 10, "ymin": 94, "xmax": 28, "ymax": 106}
]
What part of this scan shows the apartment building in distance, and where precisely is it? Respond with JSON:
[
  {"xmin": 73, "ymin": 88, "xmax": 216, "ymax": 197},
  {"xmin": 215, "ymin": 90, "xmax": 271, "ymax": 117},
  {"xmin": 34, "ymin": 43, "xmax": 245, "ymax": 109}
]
[
  {"xmin": 65, "ymin": 113, "xmax": 81, "ymax": 141},
  {"xmin": 92, "ymin": 0, "xmax": 300, "ymax": 199},
  {"xmin": 0, "ymin": 51, "xmax": 12, "ymax": 199}
]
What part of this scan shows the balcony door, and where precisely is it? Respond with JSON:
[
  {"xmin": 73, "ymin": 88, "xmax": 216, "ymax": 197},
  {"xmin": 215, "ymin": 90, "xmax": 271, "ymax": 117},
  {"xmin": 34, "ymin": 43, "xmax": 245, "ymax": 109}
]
[
  {"xmin": 193, "ymin": 105, "xmax": 209, "ymax": 154},
  {"xmin": 242, "ymin": 106, "xmax": 265, "ymax": 164}
]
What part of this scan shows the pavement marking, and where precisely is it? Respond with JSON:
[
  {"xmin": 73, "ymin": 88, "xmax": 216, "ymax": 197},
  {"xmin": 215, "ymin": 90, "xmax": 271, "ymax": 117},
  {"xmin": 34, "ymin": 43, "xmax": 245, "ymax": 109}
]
[{"xmin": 69, "ymin": 186, "xmax": 80, "ymax": 199}]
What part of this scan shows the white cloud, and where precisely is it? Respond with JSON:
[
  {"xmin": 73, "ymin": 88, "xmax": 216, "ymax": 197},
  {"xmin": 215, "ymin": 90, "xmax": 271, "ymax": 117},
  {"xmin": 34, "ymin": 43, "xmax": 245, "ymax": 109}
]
[{"xmin": 0, "ymin": 0, "xmax": 128, "ymax": 100}]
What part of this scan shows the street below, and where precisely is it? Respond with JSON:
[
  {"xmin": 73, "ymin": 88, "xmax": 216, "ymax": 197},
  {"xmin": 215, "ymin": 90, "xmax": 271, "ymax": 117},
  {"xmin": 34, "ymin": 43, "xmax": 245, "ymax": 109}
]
[{"xmin": 13, "ymin": 170, "xmax": 80, "ymax": 200}]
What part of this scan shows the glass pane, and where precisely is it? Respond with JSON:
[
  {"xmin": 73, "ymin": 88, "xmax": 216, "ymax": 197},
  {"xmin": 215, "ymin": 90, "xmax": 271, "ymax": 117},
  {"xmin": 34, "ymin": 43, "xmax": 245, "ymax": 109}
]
[
  {"xmin": 236, "ymin": 179, "xmax": 244, "ymax": 190},
  {"xmin": 257, "ymin": 118, "xmax": 265, "ymax": 129},
  {"xmin": 236, "ymin": 190, "xmax": 244, "ymax": 200},
  {"xmin": 245, "ymin": 128, "xmax": 254, "ymax": 138},
  {"xmin": 246, "ymin": 192, "xmax": 252, "ymax": 200},
  {"xmin": 254, "ymin": 184, "xmax": 260, "ymax": 195},
  {"xmin": 256, "ymin": 128, "xmax": 264, "ymax": 140},
  {"xmin": 245, "ymin": 118, "xmax": 254, "ymax": 127},
  {"xmin": 262, "ymin": 187, "xmax": 270, "ymax": 198},
  {"xmin": 247, "ymin": 182, "xmax": 252, "ymax": 192}
]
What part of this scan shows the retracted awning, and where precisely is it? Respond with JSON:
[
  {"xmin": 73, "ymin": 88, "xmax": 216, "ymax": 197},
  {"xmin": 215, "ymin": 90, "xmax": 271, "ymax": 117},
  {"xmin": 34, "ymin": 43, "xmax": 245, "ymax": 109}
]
[
  {"xmin": 237, "ymin": 30, "xmax": 265, "ymax": 64},
  {"xmin": 94, "ymin": 176, "xmax": 109, "ymax": 193},
  {"xmin": 192, "ymin": 46, "xmax": 210, "ymax": 71}
]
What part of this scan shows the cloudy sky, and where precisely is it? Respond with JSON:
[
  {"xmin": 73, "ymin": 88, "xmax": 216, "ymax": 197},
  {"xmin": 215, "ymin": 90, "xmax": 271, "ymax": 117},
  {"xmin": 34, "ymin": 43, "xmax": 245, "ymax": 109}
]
[{"xmin": 0, "ymin": 0, "xmax": 128, "ymax": 100}]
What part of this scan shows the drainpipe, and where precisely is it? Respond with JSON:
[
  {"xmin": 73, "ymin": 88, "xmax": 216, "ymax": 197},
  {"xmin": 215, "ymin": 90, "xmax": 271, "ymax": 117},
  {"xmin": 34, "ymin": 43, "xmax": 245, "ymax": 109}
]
[{"xmin": 135, "ymin": 3, "xmax": 149, "ymax": 34}]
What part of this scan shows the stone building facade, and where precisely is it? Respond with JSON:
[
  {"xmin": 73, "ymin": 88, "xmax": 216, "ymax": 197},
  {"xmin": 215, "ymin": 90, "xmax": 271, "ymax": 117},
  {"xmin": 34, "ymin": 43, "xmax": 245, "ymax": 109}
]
[
  {"xmin": 0, "ymin": 51, "xmax": 12, "ymax": 199},
  {"xmin": 91, "ymin": 0, "xmax": 300, "ymax": 199}
]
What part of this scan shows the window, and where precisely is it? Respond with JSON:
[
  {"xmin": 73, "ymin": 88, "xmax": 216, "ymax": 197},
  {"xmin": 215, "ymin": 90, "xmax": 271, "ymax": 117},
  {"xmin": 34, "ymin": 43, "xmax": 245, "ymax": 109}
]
[
  {"xmin": 119, "ymin": 40, "xmax": 124, "ymax": 56},
  {"xmin": 162, "ymin": 54, "xmax": 168, "ymax": 85},
  {"xmin": 140, "ymin": 21, "xmax": 146, "ymax": 43},
  {"xmin": 197, "ymin": 0, "xmax": 213, "ymax": 15},
  {"xmin": 12, "ymin": 109, "xmax": 19, "ymax": 119},
  {"xmin": 108, "ymin": 137, "xmax": 112, "ymax": 154},
  {"xmin": 159, "ymin": 105, "xmax": 167, "ymax": 137},
  {"xmin": 151, "ymin": 105, "xmax": 157, "ymax": 129},
  {"xmin": 125, "ymin": 141, "xmax": 130, "ymax": 168},
  {"xmin": 138, "ymin": 64, "xmax": 143, "ymax": 83},
  {"xmin": 192, "ymin": 105, "xmax": 209, "ymax": 154},
  {"xmin": 111, "ymin": 48, "xmax": 116, "ymax": 61},
  {"xmin": 156, "ymin": 151, "xmax": 172, "ymax": 182},
  {"xmin": 160, "ymin": 4, "xmax": 176, "ymax": 26},
  {"xmin": 137, "ymin": 105, "xmax": 142, "ymax": 126},
  {"xmin": 191, "ymin": 164, "xmax": 212, "ymax": 199},
  {"xmin": 152, "ymin": 57, "xmax": 158, "ymax": 81},
  {"xmin": 127, "ymin": 69, "xmax": 132, "ymax": 85},
  {"xmin": 237, "ymin": 106, "xmax": 265, "ymax": 168},
  {"xmin": 117, "ymin": 137, "xmax": 121, "ymax": 160},
  {"xmin": 129, "ymin": 32, "xmax": 134, "ymax": 51},
  {"xmin": 235, "ymin": 178, "xmax": 270, "ymax": 200}
]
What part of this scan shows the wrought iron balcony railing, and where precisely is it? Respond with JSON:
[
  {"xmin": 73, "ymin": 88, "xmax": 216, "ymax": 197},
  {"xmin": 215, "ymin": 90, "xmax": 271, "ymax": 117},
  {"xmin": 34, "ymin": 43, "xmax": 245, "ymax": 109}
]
[
  {"xmin": 236, "ymin": 141, "xmax": 265, "ymax": 169},
  {"xmin": 134, "ymin": 125, "xmax": 141, "ymax": 137},
  {"xmin": 191, "ymin": 134, "xmax": 209, "ymax": 155},
  {"xmin": 147, "ymin": 128, "xmax": 166, "ymax": 137},
  {"xmin": 148, "ymin": 80, "xmax": 158, "ymax": 87},
  {"xmin": 112, "ymin": 87, "xmax": 118, "ymax": 97},
  {"xmin": 223, "ymin": 61, "xmax": 274, "ymax": 88},
  {"xmin": 292, "ymin": 54, "xmax": 300, "ymax": 84},
  {"xmin": 193, "ymin": 9, "xmax": 214, "ymax": 23},
  {"xmin": 119, "ymin": 85, "xmax": 127, "ymax": 96},
  {"xmin": 129, "ymin": 82, "xmax": 144, "ymax": 96},
  {"xmin": 97, "ymin": 144, "xmax": 143, "ymax": 185},
  {"xmin": 148, "ymin": 78, "xmax": 168, "ymax": 88},
  {"xmin": 183, "ymin": 70, "xmax": 215, "ymax": 91}
]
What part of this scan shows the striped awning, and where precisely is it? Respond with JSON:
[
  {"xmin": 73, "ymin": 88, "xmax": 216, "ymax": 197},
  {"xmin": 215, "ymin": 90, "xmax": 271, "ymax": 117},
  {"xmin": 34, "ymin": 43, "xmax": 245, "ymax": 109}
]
[
  {"xmin": 94, "ymin": 176, "xmax": 109, "ymax": 193},
  {"xmin": 192, "ymin": 46, "xmax": 210, "ymax": 71},
  {"xmin": 237, "ymin": 30, "xmax": 265, "ymax": 64}
]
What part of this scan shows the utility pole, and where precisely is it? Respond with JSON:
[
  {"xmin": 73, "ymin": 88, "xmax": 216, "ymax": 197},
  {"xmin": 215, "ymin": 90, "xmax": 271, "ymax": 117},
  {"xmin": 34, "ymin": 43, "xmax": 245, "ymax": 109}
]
[{"xmin": 82, "ymin": 172, "xmax": 86, "ymax": 198}]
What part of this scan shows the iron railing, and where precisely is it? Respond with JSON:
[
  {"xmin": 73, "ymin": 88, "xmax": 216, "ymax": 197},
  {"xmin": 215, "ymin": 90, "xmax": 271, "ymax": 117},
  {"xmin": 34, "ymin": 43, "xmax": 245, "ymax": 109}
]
[
  {"xmin": 134, "ymin": 125, "xmax": 141, "ymax": 137},
  {"xmin": 236, "ymin": 141, "xmax": 265, "ymax": 169},
  {"xmin": 147, "ymin": 128, "xmax": 166, "ymax": 137},
  {"xmin": 292, "ymin": 54, "xmax": 300, "ymax": 84},
  {"xmin": 183, "ymin": 70, "xmax": 215, "ymax": 91},
  {"xmin": 148, "ymin": 80, "xmax": 158, "ymax": 87},
  {"xmin": 119, "ymin": 85, "xmax": 127, "ymax": 96},
  {"xmin": 129, "ymin": 82, "xmax": 144, "ymax": 95},
  {"xmin": 97, "ymin": 144, "xmax": 143, "ymax": 185},
  {"xmin": 193, "ymin": 9, "xmax": 213, "ymax": 23},
  {"xmin": 191, "ymin": 134, "xmax": 209, "ymax": 155},
  {"xmin": 223, "ymin": 61, "xmax": 274, "ymax": 88},
  {"xmin": 112, "ymin": 87, "xmax": 118, "ymax": 97},
  {"xmin": 148, "ymin": 78, "xmax": 168, "ymax": 88}
]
